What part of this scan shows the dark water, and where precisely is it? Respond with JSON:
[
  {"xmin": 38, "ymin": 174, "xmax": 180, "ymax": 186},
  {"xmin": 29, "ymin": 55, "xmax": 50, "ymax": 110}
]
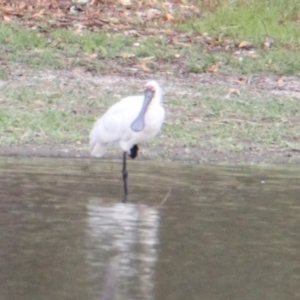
[{"xmin": 0, "ymin": 157, "xmax": 300, "ymax": 300}]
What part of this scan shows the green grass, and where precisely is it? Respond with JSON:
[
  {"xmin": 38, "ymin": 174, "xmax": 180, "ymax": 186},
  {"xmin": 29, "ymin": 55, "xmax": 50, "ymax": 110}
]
[
  {"xmin": 0, "ymin": 84, "xmax": 91, "ymax": 145},
  {"xmin": 162, "ymin": 83, "xmax": 300, "ymax": 153},
  {"xmin": 1, "ymin": 0, "xmax": 300, "ymax": 76},
  {"xmin": 186, "ymin": 0, "xmax": 300, "ymax": 46},
  {"xmin": 0, "ymin": 109, "xmax": 84, "ymax": 144},
  {"xmin": 0, "ymin": 1, "xmax": 300, "ymax": 161},
  {"xmin": 0, "ymin": 23, "xmax": 48, "ymax": 50},
  {"xmin": 0, "ymin": 65, "xmax": 299, "ymax": 160},
  {"xmin": 178, "ymin": 0, "xmax": 300, "ymax": 74}
]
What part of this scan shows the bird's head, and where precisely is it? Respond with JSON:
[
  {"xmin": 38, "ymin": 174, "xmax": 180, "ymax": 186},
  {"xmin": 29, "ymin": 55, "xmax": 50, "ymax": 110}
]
[
  {"xmin": 144, "ymin": 80, "xmax": 161, "ymax": 100},
  {"xmin": 130, "ymin": 80, "xmax": 162, "ymax": 132}
]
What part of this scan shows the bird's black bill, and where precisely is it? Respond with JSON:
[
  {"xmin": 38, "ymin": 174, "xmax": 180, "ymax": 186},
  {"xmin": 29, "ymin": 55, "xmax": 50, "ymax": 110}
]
[
  {"xmin": 129, "ymin": 144, "xmax": 139, "ymax": 159},
  {"xmin": 130, "ymin": 88, "xmax": 154, "ymax": 132},
  {"xmin": 122, "ymin": 151, "xmax": 128, "ymax": 202}
]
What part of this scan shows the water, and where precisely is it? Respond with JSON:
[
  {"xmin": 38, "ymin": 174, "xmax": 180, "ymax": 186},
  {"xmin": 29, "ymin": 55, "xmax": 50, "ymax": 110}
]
[{"xmin": 0, "ymin": 157, "xmax": 300, "ymax": 300}]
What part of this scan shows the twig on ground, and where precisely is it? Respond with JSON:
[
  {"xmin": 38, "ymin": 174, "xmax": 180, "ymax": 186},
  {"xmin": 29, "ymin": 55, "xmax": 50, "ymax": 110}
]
[{"xmin": 157, "ymin": 187, "xmax": 171, "ymax": 207}]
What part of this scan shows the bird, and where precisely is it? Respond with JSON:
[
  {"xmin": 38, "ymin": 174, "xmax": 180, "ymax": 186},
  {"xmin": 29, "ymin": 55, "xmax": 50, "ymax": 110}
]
[{"xmin": 89, "ymin": 80, "xmax": 165, "ymax": 200}]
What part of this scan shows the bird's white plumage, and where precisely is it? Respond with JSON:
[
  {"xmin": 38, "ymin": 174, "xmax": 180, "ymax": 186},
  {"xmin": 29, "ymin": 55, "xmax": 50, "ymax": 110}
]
[{"xmin": 89, "ymin": 80, "xmax": 165, "ymax": 157}]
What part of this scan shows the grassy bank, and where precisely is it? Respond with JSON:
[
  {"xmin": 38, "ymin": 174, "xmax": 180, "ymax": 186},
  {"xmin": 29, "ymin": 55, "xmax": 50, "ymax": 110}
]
[
  {"xmin": 1, "ymin": 65, "xmax": 300, "ymax": 161},
  {"xmin": 1, "ymin": 0, "xmax": 300, "ymax": 76},
  {"xmin": 0, "ymin": 0, "xmax": 300, "ymax": 162}
]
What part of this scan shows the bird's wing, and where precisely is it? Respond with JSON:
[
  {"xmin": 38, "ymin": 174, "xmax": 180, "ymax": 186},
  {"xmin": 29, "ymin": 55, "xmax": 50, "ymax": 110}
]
[
  {"xmin": 89, "ymin": 96, "xmax": 144, "ymax": 145},
  {"xmin": 106, "ymin": 95, "xmax": 143, "ymax": 115}
]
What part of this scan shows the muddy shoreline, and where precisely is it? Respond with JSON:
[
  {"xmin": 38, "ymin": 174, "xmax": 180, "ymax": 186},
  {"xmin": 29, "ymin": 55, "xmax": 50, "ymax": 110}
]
[{"xmin": 0, "ymin": 144, "xmax": 299, "ymax": 164}]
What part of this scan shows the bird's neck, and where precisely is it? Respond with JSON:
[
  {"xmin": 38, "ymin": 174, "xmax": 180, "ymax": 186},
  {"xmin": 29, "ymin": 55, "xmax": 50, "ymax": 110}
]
[{"xmin": 153, "ymin": 89, "xmax": 163, "ymax": 104}]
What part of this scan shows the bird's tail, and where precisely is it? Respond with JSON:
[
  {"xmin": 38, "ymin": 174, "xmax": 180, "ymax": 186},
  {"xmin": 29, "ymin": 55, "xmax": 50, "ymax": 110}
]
[
  {"xmin": 89, "ymin": 124, "xmax": 107, "ymax": 157},
  {"xmin": 90, "ymin": 142, "xmax": 107, "ymax": 157}
]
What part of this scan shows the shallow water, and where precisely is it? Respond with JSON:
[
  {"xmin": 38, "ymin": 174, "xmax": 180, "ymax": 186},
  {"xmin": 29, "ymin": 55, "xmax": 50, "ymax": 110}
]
[{"xmin": 0, "ymin": 157, "xmax": 300, "ymax": 300}]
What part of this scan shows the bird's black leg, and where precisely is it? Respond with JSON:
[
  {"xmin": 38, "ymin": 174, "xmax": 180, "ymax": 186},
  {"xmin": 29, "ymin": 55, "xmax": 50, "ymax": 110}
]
[
  {"xmin": 122, "ymin": 151, "xmax": 128, "ymax": 202},
  {"xmin": 129, "ymin": 144, "xmax": 139, "ymax": 159},
  {"xmin": 122, "ymin": 145, "xmax": 138, "ymax": 202}
]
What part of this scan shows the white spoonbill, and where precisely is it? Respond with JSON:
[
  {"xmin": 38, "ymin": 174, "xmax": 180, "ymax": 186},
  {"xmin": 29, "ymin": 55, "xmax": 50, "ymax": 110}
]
[{"xmin": 89, "ymin": 80, "xmax": 165, "ymax": 198}]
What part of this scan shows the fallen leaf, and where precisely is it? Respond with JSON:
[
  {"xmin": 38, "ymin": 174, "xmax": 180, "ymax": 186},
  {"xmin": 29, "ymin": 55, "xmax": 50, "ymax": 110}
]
[
  {"xmin": 164, "ymin": 13, "xmax": 175, "ymax": 21},
  {"xmin": 118, "ymin": 0, "xmax": 131, "ymax": 6},
  {"xmin": 139, "ymin": 56, "xmax": 155, "ymax": 61},
  {"xmin": 146, "ymin": 9, "xmax": 160, "ymax": 19},
  {"xmin": 33, "ymin": 48, "xmax": 44, "ymax": 53},
  {"xmin": 277, "ymin": 76, "xmax": 284, "ymax": 86},
  {"xmin": 107, "ymin": 17, "xmax": 120, "ymax": 24},
  {"xmin": 74, "ymin": 24, "xmax": 85, "ymax": 34},
  {"xmin": 246, "ymin": 50, "xmax": 256, "ymax": 58},
  {"xmin": 73, "ymin": 0, "xmax": 89, "ymax": 3},
  {"xmin": 263, "ymin": 36, "xmax": 273, "ymax": 49},
  {"xmin": 238, "ymin": 41, "xmax": 252, "ymax": 48},
  {"xmin": 173, "ymin": 41, "xmax": 191, "ymax": 47},
  {"xmin": 120, "ymin": 52, "xmax": 135, "ymax": 58},
  {"xmin": 225, "ymin": 88, "xmax": 240, "ymax": 98},
  {"xmin": 34, "ymin": 100, "xmax": 45, "ymax": 106},
  {"xmin": 3, "ymin": 15, "xmax": 11, "ymax": 22},
  {"xmin": 137, "ymin": 63, "xmax": 152, "ymax": 73},
  {"xmin": 193, "ymin": 118, "xmax": 202, "ymax": 123},
  {"xmin": 32, "ymin": 9, "xmax": 45, "ymax": 18},
  {"xmin": 84, "ymin": 53, "xmax": 98, "ymax": 59},
  {"xmin": 207, "ymin": 64, "xmax": 218, "ymax": 72},
  {"xmin": 234, "ymin": 77, "xmax": 247, "ymax": 85},
  {"xmin": 72, "ymin": 67, "xmax": 85, "ymax": 74},
  {"xmin": 42, "ymin": 81, "xmax": 51, "ymax": 87}
]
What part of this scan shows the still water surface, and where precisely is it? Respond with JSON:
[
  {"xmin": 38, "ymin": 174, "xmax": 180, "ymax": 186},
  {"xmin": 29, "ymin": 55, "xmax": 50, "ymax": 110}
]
[{"xmin": 0, "ymin": 157, "xmax": 300, "ymax": 300}]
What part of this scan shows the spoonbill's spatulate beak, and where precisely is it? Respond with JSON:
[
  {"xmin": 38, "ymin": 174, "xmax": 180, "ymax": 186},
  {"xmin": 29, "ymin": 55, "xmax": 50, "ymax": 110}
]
[{"xmin": 130, "ymin": 88, "xmax": 155, "ymax": 132}]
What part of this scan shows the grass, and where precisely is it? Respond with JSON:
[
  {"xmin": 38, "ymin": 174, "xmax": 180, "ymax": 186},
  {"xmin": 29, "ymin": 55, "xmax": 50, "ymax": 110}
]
[
  {"xmin": 0, "ymin": 69, "xmax": 299, "ymax": 161},
  {"xmin": 0, "ymin": 0, "xmax": 300, "ymax": 162},
  {"xmin": 0, "ymin": 109, "xmax": 84, "ymax": 144},
  {"xmin": 163, "ymin": 83, "xmax": 300, "ymax": 153},
  {"xmin": 185, "ymin": 0, "xmax": 300, "ymax": 45},
  {"xmin": 0, "ymin": 84, "xmax": 91, "ymax": 145},
  {"xmin": 178, "ymin": 0, "xmax": 300, "ymax": 74},
  {"xmin": 1, "ymin": 0, "xmax": 300, "ymax": 75}
]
